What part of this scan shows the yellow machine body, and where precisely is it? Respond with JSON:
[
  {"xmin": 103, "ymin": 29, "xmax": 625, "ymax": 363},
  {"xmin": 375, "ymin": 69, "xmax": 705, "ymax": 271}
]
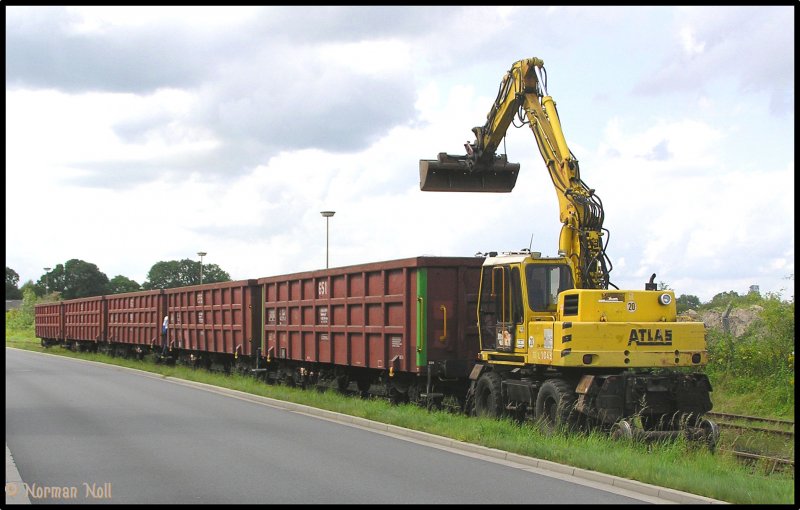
[{"xmin": 475, "ymin": 254, "xmax": 707, "ymax": 369}]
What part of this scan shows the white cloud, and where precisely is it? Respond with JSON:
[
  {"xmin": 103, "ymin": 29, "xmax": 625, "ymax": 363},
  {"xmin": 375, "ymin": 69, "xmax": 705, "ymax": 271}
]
[
  {"xmin": 317, "ymin": 40, "xmax": 413, "ymax": 77},
  {"xmin": 679, "ymin": 27, "xmax": 705, "ymax": 56},
  {"xmin": 588, "ymin": 116, "xmax": 793, "ymax": 301},
  {"xmin": 63, "ymin": 6, "xmax": 264, "ymax": 33},
  {"xmin": 5, "ymin": 6, "xmax": 794, "ymax": 306}
]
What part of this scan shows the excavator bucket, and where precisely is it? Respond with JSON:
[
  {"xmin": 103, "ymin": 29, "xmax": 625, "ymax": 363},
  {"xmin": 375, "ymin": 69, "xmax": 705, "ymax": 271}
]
[{"xmin": 419, "ymin": 153, "xmax": 520, "ymax": 192}]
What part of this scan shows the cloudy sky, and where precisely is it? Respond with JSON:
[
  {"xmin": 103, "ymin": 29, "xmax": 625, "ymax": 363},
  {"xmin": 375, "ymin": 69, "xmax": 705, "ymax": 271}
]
[{"xmin": 5, "ymin": 6, "xmax": 794, "ymax": 302}]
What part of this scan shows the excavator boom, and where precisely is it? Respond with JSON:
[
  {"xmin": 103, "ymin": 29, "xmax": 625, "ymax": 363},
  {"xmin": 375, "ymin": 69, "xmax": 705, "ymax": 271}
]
[
  {"xmin": 420, "ymin": 57, "xmax": 611, "ymax": 289},
  {"xmin": 419, "ymin": 58, "xmax": 545, "ymax": 193}
]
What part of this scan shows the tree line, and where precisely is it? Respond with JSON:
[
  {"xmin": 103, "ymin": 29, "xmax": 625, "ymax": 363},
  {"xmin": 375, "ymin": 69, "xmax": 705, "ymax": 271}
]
[
  {"xmin": 6, "ymin": 259, "xmax": 231, "ymax": 300},
  {"xmin": 9, "ymin": 262, "xmax": 790, "ymax": 312}
]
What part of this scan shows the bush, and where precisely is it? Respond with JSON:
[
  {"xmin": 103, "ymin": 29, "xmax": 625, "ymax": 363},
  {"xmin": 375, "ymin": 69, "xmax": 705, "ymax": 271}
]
[
  {"xmin": 700, "ymin": 290, "xmax": 764, "ymax": 311},
  {"xmin": 5, "ymin": 287, "xmax": 37, "ymax": 331},
  {"xmin": 704, "ymin": 293, "xmax": 794, "ymax": 415}
]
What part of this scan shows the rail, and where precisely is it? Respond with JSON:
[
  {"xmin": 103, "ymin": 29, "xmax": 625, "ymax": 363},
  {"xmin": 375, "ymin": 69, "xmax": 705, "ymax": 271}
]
[
  {"xmin": 707, "ymin": 411, "xmax": 794, "ymax": 427},
  {"xmin": 707, "ymin": 411, "xmax": 794, "ymax": 437},
  {"xmin": 719, "ymin": 449, "xmax": 794, "ymax": 475}
]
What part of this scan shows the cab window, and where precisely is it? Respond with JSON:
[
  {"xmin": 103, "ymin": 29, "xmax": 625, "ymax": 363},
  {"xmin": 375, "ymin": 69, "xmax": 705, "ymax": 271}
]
[{"xmin": 525, "ymin": 264, "xmax": 574, "ymax": 311}]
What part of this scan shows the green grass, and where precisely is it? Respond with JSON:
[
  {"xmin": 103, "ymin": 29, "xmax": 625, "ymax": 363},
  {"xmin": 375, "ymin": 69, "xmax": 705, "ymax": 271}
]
[
  {"xmin": 5, "ymin": 328, "xmax": 794, "ymax": 505},
  {"xmin": 707, "ymin": 373, "xmax": 795, "ymax": 419}
]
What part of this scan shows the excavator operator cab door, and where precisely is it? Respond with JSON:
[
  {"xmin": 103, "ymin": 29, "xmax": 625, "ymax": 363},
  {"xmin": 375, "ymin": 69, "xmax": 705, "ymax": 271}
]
[
  {"xmin": 523, "ymin": 260, "xmax": 574, "ymax": 365},
  {"xmin": 477, "ymin": 264, "xmax": 525, "ymax": 352}
]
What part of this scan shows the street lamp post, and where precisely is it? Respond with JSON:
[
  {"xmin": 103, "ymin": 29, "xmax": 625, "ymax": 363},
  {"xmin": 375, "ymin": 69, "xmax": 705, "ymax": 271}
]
[
  {"xmin": 320, "ymin": 211, "xmax": 335, "ymax": 269},
  {"xmin": 43, "ymin": 267, "xmax": 51, "ymax": 294},
  {"xmin": 197, "ymin": 252, "xmax": 207, "ymax": 285}
]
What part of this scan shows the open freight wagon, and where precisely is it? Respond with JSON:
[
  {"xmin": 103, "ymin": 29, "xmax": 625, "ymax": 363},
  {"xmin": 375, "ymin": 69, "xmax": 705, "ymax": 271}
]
[
  {"xmin": 257, "ymin": 256, "xmax": 484, "ymax": 405},
  {"xmin": 164, "ymin": 279, "xmax": 261, "ymax": 370}
]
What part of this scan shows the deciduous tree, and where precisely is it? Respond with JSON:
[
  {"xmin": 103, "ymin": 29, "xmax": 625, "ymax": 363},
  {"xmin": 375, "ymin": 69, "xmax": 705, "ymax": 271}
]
[
  {"xmin": 108, "ymin": 275, "xmax": 141, "ymax": 294},
  {"xmin": 6, "ymin": 267, "xmax": 22, "ymax": 299},
  {"xmin": 42, "ymin": 259, "xmax": 110, "ymax": 298},
  {"xmin": 143, "ymin": 259, "xmax": 231, "ymax": 289}
]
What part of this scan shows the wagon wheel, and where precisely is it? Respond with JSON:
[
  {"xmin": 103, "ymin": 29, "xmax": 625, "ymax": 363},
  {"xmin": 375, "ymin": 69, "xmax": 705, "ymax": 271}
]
[
  {"xmin": 336, "ymin": 374, "xmax": 349, "ymax": 393},
  {"xmin": 387, "ymin": 381, "xmax": 409, "ymax": 404},
  {"xmin": 356, "ymin": 375, "xmax": 371, "ymax": 395},
  {"xmin": 280, "ymin": 368, "xmax": 296, "ymax": 387}
]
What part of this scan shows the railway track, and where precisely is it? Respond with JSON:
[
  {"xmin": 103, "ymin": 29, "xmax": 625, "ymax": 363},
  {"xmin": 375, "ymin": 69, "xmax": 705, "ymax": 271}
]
[
  {"xmin": 707, "ymin": 412, "xmax": 794, "ymax": 473},
  {"xmin": 707, "ymin": 411, "xmax": 794, "ymax": 437}
]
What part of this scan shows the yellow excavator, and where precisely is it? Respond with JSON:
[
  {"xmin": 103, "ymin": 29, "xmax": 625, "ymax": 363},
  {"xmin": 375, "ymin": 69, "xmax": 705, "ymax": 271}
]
[{"xmin": 420, "ymin": 57, "xmax": 718, "ymax": 445}]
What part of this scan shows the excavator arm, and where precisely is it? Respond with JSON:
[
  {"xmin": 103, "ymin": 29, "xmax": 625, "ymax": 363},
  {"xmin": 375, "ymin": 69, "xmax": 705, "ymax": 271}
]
[{"xmin": 420, "ymin": 57, "xmax": 612, "ymax": 289}]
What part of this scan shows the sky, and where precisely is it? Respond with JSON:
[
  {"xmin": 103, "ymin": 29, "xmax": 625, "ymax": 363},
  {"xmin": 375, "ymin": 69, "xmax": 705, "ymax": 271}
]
[{"xmin": 5, "ymin": 5, "xmax": 795, "ymax": 303}]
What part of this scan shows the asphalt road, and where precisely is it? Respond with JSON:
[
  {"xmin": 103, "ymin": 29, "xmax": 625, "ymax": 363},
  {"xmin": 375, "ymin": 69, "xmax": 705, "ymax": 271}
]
[{"xmin": 5, "ymin": 348, "xmax": 704, "ymax": 504}]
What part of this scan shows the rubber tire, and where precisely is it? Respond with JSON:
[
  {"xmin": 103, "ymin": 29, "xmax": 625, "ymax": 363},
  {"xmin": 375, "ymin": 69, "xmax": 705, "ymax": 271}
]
[
  {"xmin": 535, "ymin": 379, "xmax": 577, "ymax": 434},
  {"xmin": 474, "ymin": 372, "xmax": 504, "ymax": 418}
]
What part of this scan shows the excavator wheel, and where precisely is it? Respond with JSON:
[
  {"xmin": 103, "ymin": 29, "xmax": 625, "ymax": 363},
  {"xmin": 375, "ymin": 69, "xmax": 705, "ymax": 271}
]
[
  {"xmin": 419, "ymin": 153, "xmax": 520, "ymax": 192},
  {"xmin": 534, "ymin": 379, "xmax": 578, "ymax": 434},
  {"xmin": 474, "ymin": 372, "xmax": 504, "ymax": 418}
]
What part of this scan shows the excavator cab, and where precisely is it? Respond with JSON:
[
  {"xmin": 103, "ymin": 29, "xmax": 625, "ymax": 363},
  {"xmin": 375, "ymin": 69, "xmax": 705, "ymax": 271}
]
[{"xmin": 419, "ymin": 152, "xmax": 520, "ymax": 192}]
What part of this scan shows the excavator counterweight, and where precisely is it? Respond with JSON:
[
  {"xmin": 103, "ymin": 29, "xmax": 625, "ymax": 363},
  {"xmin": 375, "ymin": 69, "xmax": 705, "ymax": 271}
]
[{"xmin": 419, "ymin": 152, "xmax": 520, "ymax": 192}]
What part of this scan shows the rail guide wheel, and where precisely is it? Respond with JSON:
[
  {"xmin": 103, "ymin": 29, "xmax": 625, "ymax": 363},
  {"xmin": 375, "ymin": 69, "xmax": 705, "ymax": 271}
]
[
  {"xmin": 610, "ymin": 419, "xmax": 634, "ymax": 441},
  {"xmin": 699, "ymin": 418, "xmax": 720, "ymax": 453}
]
